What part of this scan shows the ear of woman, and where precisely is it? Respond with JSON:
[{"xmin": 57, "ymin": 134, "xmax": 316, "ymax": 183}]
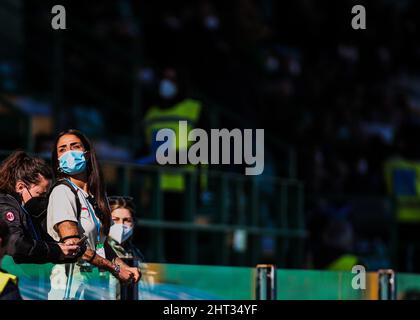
[{"xmin": 15, "ymin": 180, "xmax": 26, "ymax": 193}]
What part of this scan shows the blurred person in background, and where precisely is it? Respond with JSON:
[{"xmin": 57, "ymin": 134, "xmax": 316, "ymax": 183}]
[
  {"xmin": 311, "ymin": 218, "xmax": 363, "ymax": 271},
  {"xmin": 47, "ymin": 129, "xmax": 140, "ymax": 300},
  {"xmin": 0, "ymin": 219, "xmax": 22, "ymax": 300},
  {"xmin": 107, "ymin": 196, "xmax": 149, "ymax": 299},
  {"xmin": 384, "ymin": 123, "xmax": 420, "ymax": 272},
  {"xmin": 13, "ymin": 0, "xmax": 420, "ymax": 271},
  {"xmin": 138, "ymin": 67, "xmax": 208, "ymax": 263},
  {"xmin": 0, "ymin": 151, "xmax": 80, "ymax": 264},
  {"xmin": 107, "ymin": 196, "xmax": 144, "ymax": 260}
]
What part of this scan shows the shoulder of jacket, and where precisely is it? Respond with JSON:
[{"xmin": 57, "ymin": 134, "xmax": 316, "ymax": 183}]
[{"xmin": 0, "ymin": 194, "xmax": 21, "ymax": 211}]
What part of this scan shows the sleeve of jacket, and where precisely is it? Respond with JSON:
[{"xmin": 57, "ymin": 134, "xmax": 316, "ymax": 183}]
[{"xmin": 1, "ymin": 205, "xmax": 63, "ymax": 264}]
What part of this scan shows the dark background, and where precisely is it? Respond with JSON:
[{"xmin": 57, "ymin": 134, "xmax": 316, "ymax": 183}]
[{"xmin": 2, "ymin": 0, "xmax": 420, "ymax": 271}]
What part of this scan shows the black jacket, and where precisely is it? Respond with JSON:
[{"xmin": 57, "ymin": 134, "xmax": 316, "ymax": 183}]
[{"xmin": 0, "ymin": 192, "xmax": 64, "ymax": 264}]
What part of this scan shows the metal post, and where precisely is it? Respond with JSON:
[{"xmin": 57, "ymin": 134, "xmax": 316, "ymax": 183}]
[
  {"xmin": 184, "ymin": 171, "xmax": 198, "ymax": 264},
  {"xmin": 292, "ymin": 182, "xmax": 305, "ymax": 268},
  {"xmin": 250, "ymin": 179, "xmax": 260, "ymax": 265},
  {"xmin": 52, "ymin": 29, "xmax": 63, "ymax": 133},
  {"xmin": 131, "ymin": 9, "xmax": 143, "ymax": 152},
  {"xmin": 297, "ymin": 182, "xmax": 305, "ymax": 230},
  {"xmin": 255, "ymin": 264, "xmax": 276, "ymax": 300},
  {"xmin": 277, "ymin": 182, "xmax": 289, "ymax": 268},
  {"xmin": 235, "ymin": 179, "xmax": 246, "ymax": 266},
  {"xmin": 119, "ymin": 165, "xmax": 131, "ymax": 195},
  {"xmin": 218, "ymin": 175, "xmax": 229, "ymax": 265},
  {"xmin": 378, "ymin": 269, "xmax": 396, "ymax": 300},
  {"xmin": 25, "ymin": 114, "xmax": 33, "ymax": 153},
  {"xmin": 288, "ymin": 148, "xmax": 297, "ymax": 179},
  {"xmin": 389, "ymin": 196, "xmax": 399, "ymax": 271},
  {"xmin": 131, "ymin": 64, "xmax": 142, "ymax": 151},
  {"xmin": 63, "ymin": 263, "xmax": 75, "ymax": 300},
  {"xmin": 119, "ymin": 257, "xmax": 139, "ymax": 300},
  {"xmin": 151, "ymin": 170, "xmax": 164, "ymax": 262}
]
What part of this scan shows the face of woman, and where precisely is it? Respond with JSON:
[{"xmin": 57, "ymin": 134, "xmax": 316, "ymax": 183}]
[
  {"xmin": 56, "ymin": 134, "xmax": 86, "ymax": 158},
  {"xmin": 111, "ymin": 208, "xmax": 134, "ymax": 228},
  {"xmin": 15, "ymin": 174, "xmax": 51, "ymax": 204}
]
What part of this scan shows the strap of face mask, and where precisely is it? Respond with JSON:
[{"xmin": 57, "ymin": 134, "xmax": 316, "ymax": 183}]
[{"xmin": 25, "ymin": 186, "xmax": 34, "ymax": 199}]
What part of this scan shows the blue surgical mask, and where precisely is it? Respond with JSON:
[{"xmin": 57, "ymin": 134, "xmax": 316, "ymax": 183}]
[
  {"xmin": 159, "ymin": 79, "xmax": 177, "ymax": 99},
  {"xmin": 58, "ymin": 150, "xmax": 87, "ymax": 175}
]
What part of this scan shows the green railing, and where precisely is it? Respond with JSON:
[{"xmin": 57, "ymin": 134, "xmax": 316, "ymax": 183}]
[
  {"xmin": 307, "ymin": 193, "xmax": 396, "ymax": 270},
  {"xmin": 95, "ymin": 160, "xmax": 306, "ymax": 267},
  {"xmin": 0, "ymin": 150, "xmax": 306, "ymax": 268},
  {"xmin": 3, "ymin": 256, "xmax": 420, "ymax": 300}
]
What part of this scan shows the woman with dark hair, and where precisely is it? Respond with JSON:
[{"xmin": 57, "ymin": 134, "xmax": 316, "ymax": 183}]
[
  {"xmin": 47, "ymin": 129, "xmax": 140, "ymax": 300},
  {"xmin": 108, "ymin": 196, "xmax": 150, "ymax": 299},
  {"xmin": 108, "ymin": 196, "xmax": 144, "ymax": 261},
  {"xmin": 0, "ymin": 151, "xmax": 80, "ymax": 264}
]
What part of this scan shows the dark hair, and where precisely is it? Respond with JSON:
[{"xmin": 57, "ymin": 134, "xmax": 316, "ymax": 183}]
[
  {"xmin": 51, "ymin": 129, "xmax": 111, "ymax": 235},
  {"xmin": 108, "ymin": 196, "xmax": 136, "ymax": 220},
  {"xmin": 0, "ymin": 150, "xmax": 53, "ymax": 195},
  {"xmin": 0, "ymin": 219, "xmax": 10, "ymax": 248}
]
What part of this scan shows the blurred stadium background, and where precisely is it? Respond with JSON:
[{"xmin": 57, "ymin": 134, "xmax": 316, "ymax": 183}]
[{"xmin": 2, "ymin": 0, "xmax": 420, "ymax": 283}]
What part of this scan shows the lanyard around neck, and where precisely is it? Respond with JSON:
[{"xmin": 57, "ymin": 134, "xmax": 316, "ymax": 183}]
[{"xmin": 66, "ymin": 179, "xmax": 101, "ymax": 244}]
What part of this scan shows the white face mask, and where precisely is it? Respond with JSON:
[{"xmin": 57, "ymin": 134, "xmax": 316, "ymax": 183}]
[{"xmin": 109, "ymin": 223, "xmax": 133, "ymax": 244}]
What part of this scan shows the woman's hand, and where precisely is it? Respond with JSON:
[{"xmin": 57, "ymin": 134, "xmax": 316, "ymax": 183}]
[
  {"xmin": 112, "ymin": 258, "xmax": 141, "ymax": 283},
  {"xmin": 123, "ymin": 266, "xmax": 141, "ymax": 283},
  {"xmin": 58, "ymin": 243, "xmax": 80, "ymax": 258},
  {"xmin": 114, "ymin": 266, "xmax": 135, "ymax": 283}
]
